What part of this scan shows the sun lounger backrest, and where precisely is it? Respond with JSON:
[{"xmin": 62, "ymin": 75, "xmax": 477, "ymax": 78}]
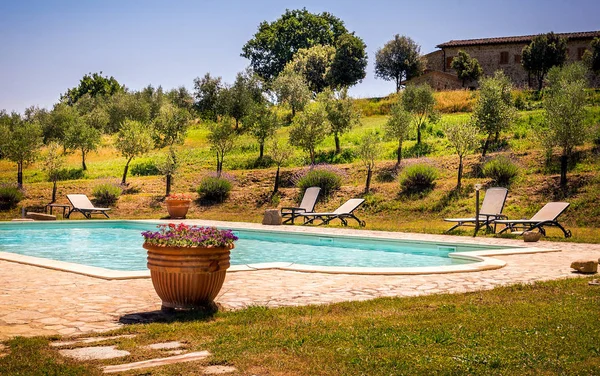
[
  {"xmin": 480, "ymin": 187, "xmax": 508, "ymax": 215},
  {"xmin": 333, "ymin": 198, "xmax": 365, "ymax": 215},
  {"xmin": 67, "ymin": 194, "xmax": 96, "ymax": 210},
  {"xmin": 530, "ymin": 202, "xmax": 570, "ymax": 222},
  {"xmin": 299, "ymin": 187, "xmax": 321, "ymax": 212}
]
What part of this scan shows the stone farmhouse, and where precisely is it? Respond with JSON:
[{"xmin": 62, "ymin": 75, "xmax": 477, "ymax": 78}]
[{"xmin": 408, "ymin": 30, "xmax": 600, "ymax": 90}]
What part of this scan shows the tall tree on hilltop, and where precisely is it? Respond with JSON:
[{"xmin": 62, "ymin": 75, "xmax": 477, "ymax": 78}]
[
  {"xmin": 241, "ymin": 8, "xmax": 349, "ymax": 83},
  {"xmin": 450, "ymin": 50, "xmax": 483, "ymax": 87},
  {"xmin": 62, "ymin": 72, "xmax": 124, "ymax": 105},
  {"xmin": 375, "ymin": 35, "xmax": 425, "ymax": 93},
  {"xmin": 328, "ymin": 33, "xmax": 368, "ymax": 88},
  {"xmin": 522, "ymin": 32, "xmax": 568, "ymax": 91},
  {"xmin": 283, "ymin": 45, "xmax": 336, "ymax": 94}
]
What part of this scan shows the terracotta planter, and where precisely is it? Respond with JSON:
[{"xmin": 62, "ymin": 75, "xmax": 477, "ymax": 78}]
[
  {"xmin": 144, "ymin": 243, "xmax": 233, "ymax": 311},
  {"xmin": 165, "ymin": 199, "xmax": 191, "ymax": 219}
]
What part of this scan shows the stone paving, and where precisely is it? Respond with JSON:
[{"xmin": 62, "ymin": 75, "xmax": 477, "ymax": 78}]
[{"xmin": 1, "ymin": 222, "xmax": 599, "ymax": 340}]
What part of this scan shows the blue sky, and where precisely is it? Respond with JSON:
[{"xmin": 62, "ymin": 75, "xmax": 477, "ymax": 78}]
[{"xmin": 1, "ymin": 0, "xmax": 599, "ymax": 113}]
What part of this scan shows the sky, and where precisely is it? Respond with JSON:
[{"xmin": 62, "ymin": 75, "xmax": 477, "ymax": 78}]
[{"xmin": 1, "ymin": 0, "xmax": 599, "ymax": 113}]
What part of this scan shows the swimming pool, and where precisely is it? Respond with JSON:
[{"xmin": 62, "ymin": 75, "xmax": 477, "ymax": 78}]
[{"xmin": 0, "ymin": 221, "xmax": 516, "ymax": 275}]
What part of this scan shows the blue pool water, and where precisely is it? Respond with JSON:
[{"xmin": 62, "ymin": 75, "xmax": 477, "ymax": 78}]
[{"xmin": 0, "ymin": 221, "xmax": 507, "ymax": 271}]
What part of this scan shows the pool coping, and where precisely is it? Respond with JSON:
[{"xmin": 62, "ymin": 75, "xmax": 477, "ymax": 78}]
[{"xmin": 0, "ymin": 219, "xmax": 560, "ymax": 280}]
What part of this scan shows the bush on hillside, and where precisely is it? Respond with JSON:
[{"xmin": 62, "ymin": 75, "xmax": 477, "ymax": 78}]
[
  {"xmin": 0, "ymin": 185, "xmax": 24, "ymax": 210},
  {"xmin": 92, "ymin": 183, "xmax": 122, "ymax": 206},
  {"xmin": 482, "ymin": 156, "xmax": 519, "ymax": 187},
  {"xmin": 293, "ymin": 164, "xmax": 344, "ymax": 197},
  {"xmin": 131, "ymin": 160, "xmax": 160, "ymax": 176},
  {"xmin": 55, "ymin": 168, "xmax": 84, "ymax": 181},
  {"xmin": 399, "ymin": 164, "xmax": 438, "ymax": 194},
  {"xmin": 197, "ymin": 175, "xmax": 233, "ymax": 203}
]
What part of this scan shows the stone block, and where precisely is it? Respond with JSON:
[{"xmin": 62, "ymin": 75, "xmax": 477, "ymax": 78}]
[
  {"xmin": 523, "ymin": 231, "xmax": 542, "ymax": 242},
  {"xmin": 570, "ymin": 260, "xmax": 598, "ymax": 274},
  {"xmin": 262, "ymin": 209, "xmax": 282, "ymax": 225},
  {"xmin": 26, "ymin": 212, "xmax": 56, "ymax": 221}
]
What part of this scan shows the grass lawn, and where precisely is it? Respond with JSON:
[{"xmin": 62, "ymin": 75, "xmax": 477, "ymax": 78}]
[{"xmin": 1, "ymin": 277, "xmax": 599, "ymax": 375}]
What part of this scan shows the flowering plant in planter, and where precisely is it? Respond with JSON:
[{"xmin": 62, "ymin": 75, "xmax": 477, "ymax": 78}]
[{"xmin": 142, "ymin": 223, "xmax": 238, "ymax": 248}]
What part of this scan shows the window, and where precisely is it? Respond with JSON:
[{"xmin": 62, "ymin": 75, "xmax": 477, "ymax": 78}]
[
  {"xmin": 578, "ymin": 47, "xmax": 587, "ymax": 60},
  {"xmin": 514, "ymin": 54, "xmax": 521, "ymax": 64},
  {"xmin": 500, "ymin": 51, "xmax": 509, "ymax": 64},
  {"xmin": 446, "ymin": 56, "xmax": 453, "ymax": 69}
]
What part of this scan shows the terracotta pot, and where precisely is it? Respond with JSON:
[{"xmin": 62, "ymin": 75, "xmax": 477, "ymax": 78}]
[
  {"xmin": 165, "ymin": 199, "xmax": 191, "ymax": 219},
  {"xmin": 144, "ymin": 243, "xmax": 233, "ymax": 311}
]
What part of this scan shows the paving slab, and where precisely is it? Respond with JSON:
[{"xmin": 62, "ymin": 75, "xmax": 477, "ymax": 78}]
[
  {"xmin": 102, "ymin": 351, "xmax": 211, "ymax": 374},
  {"xmin": 59, "ymin": 346, "xmax": 130, "ymax": 360},
  {"xmin": 203, "ymin": 365, "xmax": 238, "ymax": 374},
  {"xmin": 144, "ymin": 341, "xmax": 184, "ymax": 350},
  {"xmin": 51, "ymin": 334, "xmax": 137, "ymax": 347}
]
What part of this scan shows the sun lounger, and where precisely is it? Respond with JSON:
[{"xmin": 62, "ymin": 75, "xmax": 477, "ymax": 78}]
[
  {"xmin": 444, "ymin": 187, "xmax": 508, "ymax": 234},
  {"xmin": 300, "ymin": 198, "xmax": 366, "ymax": 227},
  {"xmin": 281, "ymin": 187, "xmax": 321, "ymax": 224},
  {"xmin": 495, "ymin": 202, "xmax": 572, "ymax": 238},
  {"xmin": 66, "ymin": 194, "xmax": 111, "ymax": 219}
]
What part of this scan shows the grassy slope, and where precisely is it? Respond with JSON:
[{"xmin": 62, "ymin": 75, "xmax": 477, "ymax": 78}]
[
  {"xmin": 1, "ymin": 108, "xmax": 599, "ymax": 242},
  {"xmin": 1, "ymin": 278, "xmax": 599, "ymax": 375}
]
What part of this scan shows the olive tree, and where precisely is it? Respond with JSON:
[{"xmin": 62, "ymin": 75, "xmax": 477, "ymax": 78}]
[
  {"xmin": 157, "ymin": 147, "xmax": 190, "ymax": 196},
  {"xmin": 472, "ymin": 71, "xmax": 517, "ymax": 157},
  {"xmin": 152, "ymin": 103, "xmax": 191, "ymax": 148},
  {"xmin": 385, "ymin": 100, "xmax": 412, "ymax": 166},
  {"xmin": 323, "ymin": 88, "xmax": 361, "ymax": 154},
  {"xmin": 283, "ymin": 45, "xmax": 336, "ymax": 94},
  {"xmin": 542, "ymin": 63, "xmax": 589, "ymax": 187},
  {"xmin": 583, "ymin": 37, "xmax": 600, "ymax": 73},
  {"xmin": 0, "ymin": 114, "xmax": 43, "ymax": 188},
  {"xmin": 115, "ymin": 120, "xmax": 154, "ymax": 185},
  {"xmin": 445, "ymin": 121, "xmax": 479, "ymax": 190},
  {"xmin": 270, "ymin": 138, "xmax": 293, "ymax": 195},
  {"xmin": 358, "ymin": 132, "xmax": 380, "ymax": 194},
  {"xmin": 42, "ymin": 142, "xmax": 65, "ymax": 203},
  {"xmin": 208, "ymin": 117, "xmax": 237, "ymax": 177},
  {"xmin": 272, "ymin": 70, "xmax": 312, "ymax": 118},
  {"xmin": 64, "ymin": 119, "xmax": 101, "ymax": 171},
  {"xmin": 244, "ymin": 104, "xmax": 280, "ymax": 159},
  {"xmin": 402, "ymin": 84, "xmax": 436, "ymax": 145},
  {"xmin": 289, "ymin": 101, "xmax": 329, "ymax": 164}
]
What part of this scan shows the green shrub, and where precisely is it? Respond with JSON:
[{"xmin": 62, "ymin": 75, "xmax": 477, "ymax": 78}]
[
  {"xmin": 0, "ymin": 186, "xmax": 24, "ymax": 210},
  {"xmin": 131, "ymin": 160, "xmax": 160, "ymax": 176},
  {"xmin": 92, "ymin": 183, "xmax": 122, "ymax": 206},
  {"xmin": 399, "ymin": 164, "xmax": 438, "ymax": 194},
  {"xmin": 55, "ymin": 168, "xmax": 84, "ymax": 181},
  {"xmin": 197, "ymin": 176, "xmax": 233, "ymax": 203},
  {"xmin": 482, "ymin": 156, "xmax": 519, "ymax": 187},
  {"xmin": 294, "ymin": 165, "xmax": 344, "ymax": 197}
]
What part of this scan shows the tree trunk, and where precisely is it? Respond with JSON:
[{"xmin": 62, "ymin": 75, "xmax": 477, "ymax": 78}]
[
  {"xmin": 291, "ymin": 105, "xmax": 296, "ymax": 118},
  {"xmin": 334, "ymin": 134, "xmax": 341, "ymax": 154},
  {"xmin": 310, "ymin": 148, "xmax": 315, "ymax": 164},
  {"xmin": 273, "ymin": 166, "xmax": 280, "ymax": 195},
  {"xmin": 166, "ymin": 174, "xmax": 172, "ymax": 196},
  {"xmin": 81, "ymin": 149, "xmax": 87, "ymax": 171},
  {"xmin": 51, "ymin": 180, "xmax": 57, "ymax": 203},
  {"xmin": 259, "ymin": 143, "xmax": 264, "ymax": 159},
  {"xmin": 235, "ymin": 118, "xmax": 239, "ymax": 131},
  {"xmin": 417, "ymin": 121, "xmax": 422, "ymax": 145},
  {"xmin": 537, "ymin": 74, "xmax": 543, "ymax": 92},
  {"xmin": 396, "ymin": 76, "xmax": 401, "ymax": 93},
  {"xmin": 457, "ymin": 156, "xmax": 463, "ymax": 190},
  {"xmin": 494, "ymin": 131, "xmax": 500, "ymax": 144},
  {"xmin": 216, "ymin": 151, "xmax": 220, "ymax": 175},
  {"xmin": 396, "ymin": 139, "xmax": 403, "ymax": 166},
  {"xmin": 482, "ymin": 133, "xmax": 492, "ymax": 157},
  {"xmin": 17, "ymin": 162, "xmax": 23, "ymax": 189},
  {"xmin": 121, "ymin": 157, "xmax": 133, "ymax": 185},
  {"xmin": 560, "ymin": 154, "xmax": 568, "ymax": 188},
  {"xmin": 365, "ymin": 167, "xmax": 372, "ymax": 194}
]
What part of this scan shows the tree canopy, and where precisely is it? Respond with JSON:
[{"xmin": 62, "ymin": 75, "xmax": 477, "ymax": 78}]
[
  {"xmin": 583, "ymin": 37, "xmax": 600, "ymax": 73},
  {"xmin": 402, "ymin": 84, "xmax": 436, "ymax": 145},
  {"xmin": 241, "ymin": 9, "xmax": 349, "ymax": 83},
  {"xmin": 62, "ymin": 72, "xmax": 124, "ymax": 105},
  {"xmin": 450, "ymin": 50, "xmax": 483, "ymax": 87},
  {"xmin": 375, "ymin": 35, "xmax": 425, "ymax": 93},
  {"xmin": 328, "ymin": 33, "xmax": 368, "ymax": 88},
  {"xmin": 522, "ymin": 32, "xmax": 568, "ymax": 91},
  {"xmin": 283, "ymin": 45, "xmax": 336, "ymax": 94}
]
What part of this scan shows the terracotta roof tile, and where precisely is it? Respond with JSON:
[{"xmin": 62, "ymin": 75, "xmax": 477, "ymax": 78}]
[{"xmin": 437, "ymin": 31, "xmax": 600, "ymax": 48}]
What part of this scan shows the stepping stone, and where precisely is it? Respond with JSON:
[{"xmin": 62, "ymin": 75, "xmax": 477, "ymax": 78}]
[
  {"xmin": 102, "ymin": 351, "xmax": 211, "ymax": 374},
  {"xmin": 11, "ymin": 218, "xmax": 34, "ymax": 222},
  {"xmin": 51, "ymin": 334, "xmax": 136, "ymax": 347},
  {"xmin": 144, "ymin": 341, "xmax": 184, "ymax": 350},
  {"xmin": 571, "ymin": 260, "xmax": 598, "ymax": 274},
  {"xmin": 203, "ymin": 365, "xmax": 237, "ymax": 374},
  {"xmin": 59, "ymin": 346, "xmax": 130, "ymax": 360}
]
